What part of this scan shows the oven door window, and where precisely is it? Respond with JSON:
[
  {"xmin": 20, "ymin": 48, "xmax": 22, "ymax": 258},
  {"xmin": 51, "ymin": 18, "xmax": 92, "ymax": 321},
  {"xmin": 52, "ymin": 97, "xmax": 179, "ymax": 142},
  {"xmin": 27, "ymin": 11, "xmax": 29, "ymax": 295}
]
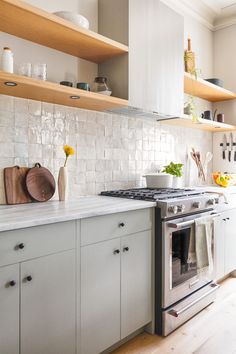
[{"xmin": 171, "ymin": 226, "xmax": 197, "ymax": 288}]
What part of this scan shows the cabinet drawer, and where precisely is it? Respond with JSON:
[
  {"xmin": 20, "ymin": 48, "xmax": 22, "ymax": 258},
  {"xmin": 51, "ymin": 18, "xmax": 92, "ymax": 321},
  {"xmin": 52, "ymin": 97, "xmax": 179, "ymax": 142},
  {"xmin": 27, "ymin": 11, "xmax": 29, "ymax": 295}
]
[
  {"xmin": 81, "ymin": 208, "xmax": 152, "ymax": 246},
  {"xmin": 0, "ymin": 221, "xmax": 76, "ymax": 267}
]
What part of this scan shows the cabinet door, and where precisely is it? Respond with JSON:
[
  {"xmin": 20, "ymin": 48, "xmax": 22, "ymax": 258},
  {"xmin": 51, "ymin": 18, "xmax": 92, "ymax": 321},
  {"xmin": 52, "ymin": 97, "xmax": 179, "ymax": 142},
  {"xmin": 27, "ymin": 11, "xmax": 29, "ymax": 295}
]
[
  {"xmin": 121, "ymin": 230, "xmax": 152, "ymax": 338},
  {"xmin": 21, "ymin": 250, "xmax": 76, "ymax": 354},
  {"xmin": 214, "ymin": 215, "xmax": 225, "ymax": 280},
  {"xmin": 129, "ymin": 0, "xmax": 184, "ymax": 115},
  {"xmin": 81, "ymin": 238, "xmax": 121, "ymax": 354},
  {"xmin": 225, "ymin": 210, "xmax": 236, "ymax": 274},
  {"xmin": 0, "ymin": 264, "xmax": 19, "ymax": 354}
]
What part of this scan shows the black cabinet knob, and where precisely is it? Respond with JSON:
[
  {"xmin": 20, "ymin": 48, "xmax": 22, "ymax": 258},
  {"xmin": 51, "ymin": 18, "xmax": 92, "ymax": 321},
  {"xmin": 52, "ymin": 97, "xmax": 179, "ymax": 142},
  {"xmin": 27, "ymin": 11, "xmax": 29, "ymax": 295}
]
[
  {"xmin": 25, "ymin": 275, "xmax": 32, "ymax": 282},
  {"xmin": 119, "ymin": 222, "xmax": 125, "ymax": 228},
  {"xmin": 9, "ymin": 280, "xmax": 16, "ymax": 287},
  {"xmin": 18, "ymin": 243, "xmax": 25, "ymax": 250},
  {"xmin": 113, "ymin": 249, "xmax": 120, "ymax": 255},
  {"xmin": 123, "ymin": 247, "xmax": 129, "ymax": 252}
]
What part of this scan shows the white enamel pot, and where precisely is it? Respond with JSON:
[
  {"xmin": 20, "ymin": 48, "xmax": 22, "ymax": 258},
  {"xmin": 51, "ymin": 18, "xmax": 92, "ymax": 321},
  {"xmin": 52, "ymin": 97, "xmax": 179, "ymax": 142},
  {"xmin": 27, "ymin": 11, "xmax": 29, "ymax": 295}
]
[{"xmin": 143, "ymin": 173, "xmax": 173, "ymax": 188}]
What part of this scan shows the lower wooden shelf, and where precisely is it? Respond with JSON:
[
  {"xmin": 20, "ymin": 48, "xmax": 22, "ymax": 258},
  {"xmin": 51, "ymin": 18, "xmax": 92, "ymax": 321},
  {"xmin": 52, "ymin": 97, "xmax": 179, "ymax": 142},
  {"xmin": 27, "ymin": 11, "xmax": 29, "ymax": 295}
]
[
  {"xmin": 161, "ymin": 115, "xmax": 236, "ymax": 132},
  {"xmin": 0, "ymin": 71, "xmax": 128, "ymax": 112},
  {"xmin": 184, "ymin": 72, "xmax": 236, "ymax": 102}
]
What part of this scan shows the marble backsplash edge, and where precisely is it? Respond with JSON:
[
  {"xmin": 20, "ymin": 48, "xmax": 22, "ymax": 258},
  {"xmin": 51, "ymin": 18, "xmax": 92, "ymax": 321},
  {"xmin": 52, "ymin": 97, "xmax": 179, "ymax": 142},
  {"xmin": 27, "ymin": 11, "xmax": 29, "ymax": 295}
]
[{"xmin": 0, "ymin": 94, "xmax": 213, "ymax": 196}]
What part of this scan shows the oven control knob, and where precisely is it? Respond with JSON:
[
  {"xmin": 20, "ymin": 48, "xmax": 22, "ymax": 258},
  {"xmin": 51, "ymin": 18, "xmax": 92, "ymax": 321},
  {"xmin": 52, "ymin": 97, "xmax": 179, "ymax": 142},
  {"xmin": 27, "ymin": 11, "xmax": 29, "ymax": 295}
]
[
  {"xmin": 207, "ymin": 199, "xmax": 215, "ymax": 206},
  {"xmin": 177, "ymin": 205, "xmax": 185, "ymax": 213},
  {"xmin": 192, "ymin": 201, "xmax": 201, "ymax": 209},
  {"xmin": 168, "ymin": 205, "xmax": 178, "ymax": 214}
]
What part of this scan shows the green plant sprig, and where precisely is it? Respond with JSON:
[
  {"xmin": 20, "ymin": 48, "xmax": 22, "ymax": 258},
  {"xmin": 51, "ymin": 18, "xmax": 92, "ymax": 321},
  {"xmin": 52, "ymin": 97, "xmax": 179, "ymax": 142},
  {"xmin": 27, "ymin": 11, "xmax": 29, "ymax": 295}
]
[{"xmin": 162, "ymin": 162, "xmax": 184, "ymax": 178}]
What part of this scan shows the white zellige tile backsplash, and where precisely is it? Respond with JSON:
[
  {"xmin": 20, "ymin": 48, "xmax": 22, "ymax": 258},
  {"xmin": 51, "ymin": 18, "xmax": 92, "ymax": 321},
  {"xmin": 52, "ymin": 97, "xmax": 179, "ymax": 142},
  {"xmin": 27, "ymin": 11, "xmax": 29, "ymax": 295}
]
[{"xmin": 0, "ymin": 94, "xmax": 213, "ymax": 197}]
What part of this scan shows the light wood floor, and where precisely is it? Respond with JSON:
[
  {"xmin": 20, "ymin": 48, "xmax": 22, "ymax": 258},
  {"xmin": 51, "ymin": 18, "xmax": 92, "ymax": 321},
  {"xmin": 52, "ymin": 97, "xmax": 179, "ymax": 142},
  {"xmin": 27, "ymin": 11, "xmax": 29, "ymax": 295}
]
[{"xmin": 113, "ymin": 277, "xmax": 236, "ymax": 354}]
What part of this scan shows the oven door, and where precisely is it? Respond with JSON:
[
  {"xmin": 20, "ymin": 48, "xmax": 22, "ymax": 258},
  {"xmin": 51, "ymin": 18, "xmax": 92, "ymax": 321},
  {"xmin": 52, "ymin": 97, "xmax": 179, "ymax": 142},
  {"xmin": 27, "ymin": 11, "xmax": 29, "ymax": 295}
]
[{"xmin": 162, "ymin": 211, "xmax": 217, "ymax": 308}]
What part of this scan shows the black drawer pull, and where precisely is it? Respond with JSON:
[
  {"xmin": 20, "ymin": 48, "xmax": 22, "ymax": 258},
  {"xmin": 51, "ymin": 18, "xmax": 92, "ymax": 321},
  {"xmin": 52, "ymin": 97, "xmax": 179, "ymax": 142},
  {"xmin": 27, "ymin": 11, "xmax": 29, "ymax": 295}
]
[
  {"xmin": 25, "ymin": 275, "xmax": 32, "ymax": 282},
  {"xmin": 123, "ymin": 247, "xmax": 129, "ymax": 252},
  {"xmin": 119, "ymin": 222, "xmax": 125, "ymax": 228},
  {"xmin": 16, "ymin": 243, "xmax": 25, "ymax": 250},
  {"xmin": 7, "ymin": 280, "xmax": 16, "ymax": 287},
  {"xmin": 113, "ymin": 249, "xmax": 120, "ymax": 255}
]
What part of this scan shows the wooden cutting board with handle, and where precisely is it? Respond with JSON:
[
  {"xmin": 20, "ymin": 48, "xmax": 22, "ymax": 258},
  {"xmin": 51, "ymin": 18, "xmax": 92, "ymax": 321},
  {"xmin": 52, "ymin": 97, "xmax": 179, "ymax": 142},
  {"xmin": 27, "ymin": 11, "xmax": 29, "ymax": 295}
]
[
  {"xmin": 26, "ymin": 163, "xmax": 55, "ymax": 202},
  {"xmin": 4, "ymin": 166, "xmax": 33, "ymax": 205},
  {"xmin": 0, "ymin": 168, "xmax": 6, "ymax": 204}
]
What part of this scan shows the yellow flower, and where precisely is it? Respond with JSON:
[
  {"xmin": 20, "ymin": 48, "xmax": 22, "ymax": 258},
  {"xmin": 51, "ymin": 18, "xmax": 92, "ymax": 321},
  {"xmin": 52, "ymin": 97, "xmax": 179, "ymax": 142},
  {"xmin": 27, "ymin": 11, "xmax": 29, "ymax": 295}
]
[
  {"xmin": 63, "ymin": 145, "xmax": 75, "ymax": 167},
  {"xmin": 64, "ymin": 145, "xmax": 75, "ymax": 157}
]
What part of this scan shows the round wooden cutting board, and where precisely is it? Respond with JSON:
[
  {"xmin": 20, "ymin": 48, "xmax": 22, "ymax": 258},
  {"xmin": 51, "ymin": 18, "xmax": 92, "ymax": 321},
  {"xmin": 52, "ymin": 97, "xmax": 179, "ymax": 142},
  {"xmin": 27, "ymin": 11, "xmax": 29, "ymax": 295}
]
[{"xmin": 26, "ymin": 163, "xmax": 55, "ymax": 202}]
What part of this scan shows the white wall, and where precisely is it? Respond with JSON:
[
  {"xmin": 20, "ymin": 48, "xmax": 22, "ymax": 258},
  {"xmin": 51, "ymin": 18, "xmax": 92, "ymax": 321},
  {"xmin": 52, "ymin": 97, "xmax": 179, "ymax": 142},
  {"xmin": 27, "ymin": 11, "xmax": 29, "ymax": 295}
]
[
  {"xmin": 212, "ymin": 25, "xmax": 236, "ymax": 126},
  {"xmin": 0, "ymin": 0, "xmax": 98, "ymax": 86},
  {"xmin": 213, "ymin": 132, "xmax": 236, "ymax": 173},
  {"xmin": 214, "ymin": 25, "xmax": 236, "ymax": 93},
  {"xmin": 184, "ymin": 14, "xmax": 214, "ymax": 116},
  {"xmin": 0, "ymin": 95, "xmax": 213, "ymax": 196}
]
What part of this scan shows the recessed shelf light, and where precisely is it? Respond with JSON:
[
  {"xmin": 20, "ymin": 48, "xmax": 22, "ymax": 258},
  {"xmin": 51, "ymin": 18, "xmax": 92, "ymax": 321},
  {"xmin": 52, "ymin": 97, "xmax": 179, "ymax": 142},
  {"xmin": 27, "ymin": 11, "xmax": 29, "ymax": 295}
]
[
  {"xmin": 4, "ymin": 81, "xmax": 17, "ymax": 86},
  {"xmin": 70, "ymin": 95, "xmax": 80, "ymax": 99}
]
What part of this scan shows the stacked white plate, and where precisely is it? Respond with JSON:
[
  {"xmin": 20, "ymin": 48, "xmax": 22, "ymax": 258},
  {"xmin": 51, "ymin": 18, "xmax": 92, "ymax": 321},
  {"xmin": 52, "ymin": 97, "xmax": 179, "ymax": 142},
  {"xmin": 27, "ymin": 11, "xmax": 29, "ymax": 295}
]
[{"xmin": 53, "ymin": 11, "xmax": 90, "ymax": 29}]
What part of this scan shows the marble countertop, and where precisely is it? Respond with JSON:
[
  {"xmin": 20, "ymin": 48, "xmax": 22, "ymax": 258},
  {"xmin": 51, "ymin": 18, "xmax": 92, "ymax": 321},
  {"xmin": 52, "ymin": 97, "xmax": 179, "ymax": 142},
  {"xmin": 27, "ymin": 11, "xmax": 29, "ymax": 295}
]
[{"xmin": 0, "ymin": 196, "xmax": 156, "ymax": 232}]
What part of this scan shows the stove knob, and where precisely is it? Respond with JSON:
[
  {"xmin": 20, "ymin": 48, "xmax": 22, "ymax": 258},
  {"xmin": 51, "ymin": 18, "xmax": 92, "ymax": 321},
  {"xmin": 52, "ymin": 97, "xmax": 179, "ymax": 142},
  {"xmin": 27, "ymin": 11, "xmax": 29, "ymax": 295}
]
[
  {"xmin": 207, "ymin": 199, "xmax": 215, "ymax": 206},
  {"xmin": 168, "ymin": 205, "xmax": 178, "ymax": 214},
  {"xmin": 177, "ymin": 205, "xmax": 185, "ymax": 213},
  {"xmin": 192, "ymin": 201, "xmax": 201, "ymax": 209}
]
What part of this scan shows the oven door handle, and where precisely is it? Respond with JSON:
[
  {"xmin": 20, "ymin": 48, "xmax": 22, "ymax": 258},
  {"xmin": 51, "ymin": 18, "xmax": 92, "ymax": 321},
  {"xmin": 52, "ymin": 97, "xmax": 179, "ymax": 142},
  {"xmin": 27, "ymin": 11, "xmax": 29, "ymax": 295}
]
[
  {"xmin": 168, "ymin": 283, "xmax": 219, "ymax": 318},
  {"xmin": 168, "ymin": 220, "xmax": 195, "ymax": 229},
  {"xmin": 168, "ymin": 213, "xmax": 221, "ymax": 229}
]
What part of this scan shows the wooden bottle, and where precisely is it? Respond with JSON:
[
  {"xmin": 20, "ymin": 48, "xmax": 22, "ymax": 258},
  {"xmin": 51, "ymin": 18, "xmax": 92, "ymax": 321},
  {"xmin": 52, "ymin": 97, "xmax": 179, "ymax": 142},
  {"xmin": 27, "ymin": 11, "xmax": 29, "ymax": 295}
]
[{"xmin": 184, "ymin": 38, "xmax": 195, "ymax": 74}]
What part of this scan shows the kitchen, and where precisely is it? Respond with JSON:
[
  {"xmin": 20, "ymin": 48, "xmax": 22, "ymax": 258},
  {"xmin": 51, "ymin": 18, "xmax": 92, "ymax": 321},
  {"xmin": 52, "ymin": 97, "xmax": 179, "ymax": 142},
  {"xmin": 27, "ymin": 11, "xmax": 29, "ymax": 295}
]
[{"xmin": 1, "ymin": 0, "xmax": 236, "ymax": 353}]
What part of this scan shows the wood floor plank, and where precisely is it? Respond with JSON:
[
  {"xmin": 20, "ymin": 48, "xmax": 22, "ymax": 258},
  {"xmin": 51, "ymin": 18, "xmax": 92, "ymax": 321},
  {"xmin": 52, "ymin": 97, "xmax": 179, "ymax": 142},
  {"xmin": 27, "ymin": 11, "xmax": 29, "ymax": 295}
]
[{"xmin": 113, "ymin": 277, "xmax": 236, "ymax": 354}]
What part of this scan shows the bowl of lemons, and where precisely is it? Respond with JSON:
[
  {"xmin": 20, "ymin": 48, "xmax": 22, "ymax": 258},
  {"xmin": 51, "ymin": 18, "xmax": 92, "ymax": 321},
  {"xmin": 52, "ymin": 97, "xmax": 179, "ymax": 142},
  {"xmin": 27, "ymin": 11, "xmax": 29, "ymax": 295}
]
[{"xmin": 212, "ymin": 172, "xmax": 236, "ymax": 188}]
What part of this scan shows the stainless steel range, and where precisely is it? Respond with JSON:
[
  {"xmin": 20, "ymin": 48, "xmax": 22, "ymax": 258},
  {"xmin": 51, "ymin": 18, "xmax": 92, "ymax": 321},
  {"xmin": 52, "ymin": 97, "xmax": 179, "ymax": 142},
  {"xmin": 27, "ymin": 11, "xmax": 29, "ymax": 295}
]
[{"xmin": 101, "ymin": 188, "xmax": 222, "ymax": 335}]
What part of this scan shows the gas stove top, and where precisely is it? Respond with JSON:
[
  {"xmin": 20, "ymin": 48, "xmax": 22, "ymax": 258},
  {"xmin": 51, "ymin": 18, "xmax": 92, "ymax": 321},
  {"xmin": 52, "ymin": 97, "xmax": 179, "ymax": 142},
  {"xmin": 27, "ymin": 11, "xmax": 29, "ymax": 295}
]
[
  {"xmin": 101, "ymin": 188, "xmax": 221, "ymax": 218},
  {"xmin": 101, "ymin": 188, "xmax": 202, "ymax": 201}
]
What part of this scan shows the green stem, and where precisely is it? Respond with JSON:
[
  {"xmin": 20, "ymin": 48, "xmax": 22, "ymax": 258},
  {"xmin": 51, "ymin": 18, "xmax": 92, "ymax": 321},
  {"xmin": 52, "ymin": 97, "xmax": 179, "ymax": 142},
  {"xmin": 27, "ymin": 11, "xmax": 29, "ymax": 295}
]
[{"xmin": 64, "ymin": 156, "xmax": 68, "ymax": 167}]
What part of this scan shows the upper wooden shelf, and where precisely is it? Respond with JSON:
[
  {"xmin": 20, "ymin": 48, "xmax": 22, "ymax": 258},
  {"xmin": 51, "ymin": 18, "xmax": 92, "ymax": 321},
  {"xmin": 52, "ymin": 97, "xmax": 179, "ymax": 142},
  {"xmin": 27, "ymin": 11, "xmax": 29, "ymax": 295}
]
[
  {"xmin": 0, "ymin": 0, "xmax": 129, "ymax": 63},
  {"xmin": 184, "ymin": 72, "xmax": 236, "ymax": 102},
  {"xmin": 0, "ymin": 71, "xmax": 128, "ymax": 112},
  {"xmin": 161, "ymin": 114, "xmax": 236, "ymax": 132}
]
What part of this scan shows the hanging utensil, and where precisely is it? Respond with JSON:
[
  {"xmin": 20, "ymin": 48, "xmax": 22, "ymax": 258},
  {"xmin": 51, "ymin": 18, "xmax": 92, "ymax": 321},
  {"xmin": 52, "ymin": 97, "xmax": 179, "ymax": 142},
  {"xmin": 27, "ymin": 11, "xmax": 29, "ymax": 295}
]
[
  {"xmin": 234, "ymin": 135, "xmax": 236, "ymax": 162},
  {"xmin": 229, "ymin": 132, "xmax": 234, "ymax": 162},
  {"xmin": 222, "ymin": 134, "xmax": 227, "ymax": 160}
]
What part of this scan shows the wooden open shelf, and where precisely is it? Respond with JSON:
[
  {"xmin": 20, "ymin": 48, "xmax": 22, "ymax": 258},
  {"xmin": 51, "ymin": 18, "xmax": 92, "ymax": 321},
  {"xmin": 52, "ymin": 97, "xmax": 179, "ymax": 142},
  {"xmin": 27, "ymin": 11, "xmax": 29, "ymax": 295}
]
[
  {"xmin": 0, "ymin": 71, "xmax": 128, "ymax": 112},
  {"xmin": 184, "ymin": 72, "xmax": 236, "ymax": 102},
  {"xmin": 161, "ymin": 114, "xmax": 236, "ymax": 132},
  {"xmin": 0, "ymin": 0, "xmax": 128, "ymax": 63}
]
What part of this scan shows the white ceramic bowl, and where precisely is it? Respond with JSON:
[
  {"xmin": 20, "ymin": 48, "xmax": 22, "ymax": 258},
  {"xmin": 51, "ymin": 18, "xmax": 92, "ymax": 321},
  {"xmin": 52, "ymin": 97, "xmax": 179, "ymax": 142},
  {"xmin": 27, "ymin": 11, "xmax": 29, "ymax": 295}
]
[
  {"xmin": 53, "ymin": 11, "xmax": 90, "ymax": 29},
  {"xmin": 143, "ymin": 173, "xmax": 173, "ymax": 188},
  {"xmin": 98, "ymin": 90, "xmax": 112, "ymax": 96}
]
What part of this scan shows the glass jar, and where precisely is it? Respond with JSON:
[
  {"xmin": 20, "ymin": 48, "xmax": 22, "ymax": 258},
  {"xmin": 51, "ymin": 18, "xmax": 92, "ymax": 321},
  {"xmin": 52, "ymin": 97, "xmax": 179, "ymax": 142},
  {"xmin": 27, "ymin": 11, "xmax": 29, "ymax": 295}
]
[
  {"xmin": 92, "ymin": 77, "xmax": 112, "ymax": 95},
  {"xmin": 1, "ymin": 47, "xmax": 14, "ymax": 73},
  {"xmin": 18, "ymin": 63, "xmax": 32, "ymax": 77},
  {"xmin": 32, "ymin": 63, "xmax": 47, "ymax": 80}
]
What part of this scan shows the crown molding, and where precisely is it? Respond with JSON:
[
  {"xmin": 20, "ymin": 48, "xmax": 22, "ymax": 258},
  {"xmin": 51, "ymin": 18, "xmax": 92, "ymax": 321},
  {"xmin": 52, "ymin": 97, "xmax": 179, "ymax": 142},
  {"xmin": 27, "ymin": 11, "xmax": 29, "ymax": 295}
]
[
  {"xmin": 213, "ymin": 4, "xmax": 236, "ymax": 30},
  {"xmin": 162, "ymin": 0, "xmax": 236, "ymax": 31},
  {"xmin": 162, "ymin": 0, "xmax": 215, "ymax": 30}
]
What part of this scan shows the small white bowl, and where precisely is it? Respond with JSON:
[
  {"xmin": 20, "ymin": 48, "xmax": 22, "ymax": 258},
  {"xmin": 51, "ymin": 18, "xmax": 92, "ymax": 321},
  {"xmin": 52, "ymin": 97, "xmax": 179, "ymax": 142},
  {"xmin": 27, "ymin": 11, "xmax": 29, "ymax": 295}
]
[
  {"xmin": 98, "ymin": 90, "xmax": 112, "ymax": 96},
  {"xmin": 53, "ymin": 11, "xmax": 89, "ymax": 29}
]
